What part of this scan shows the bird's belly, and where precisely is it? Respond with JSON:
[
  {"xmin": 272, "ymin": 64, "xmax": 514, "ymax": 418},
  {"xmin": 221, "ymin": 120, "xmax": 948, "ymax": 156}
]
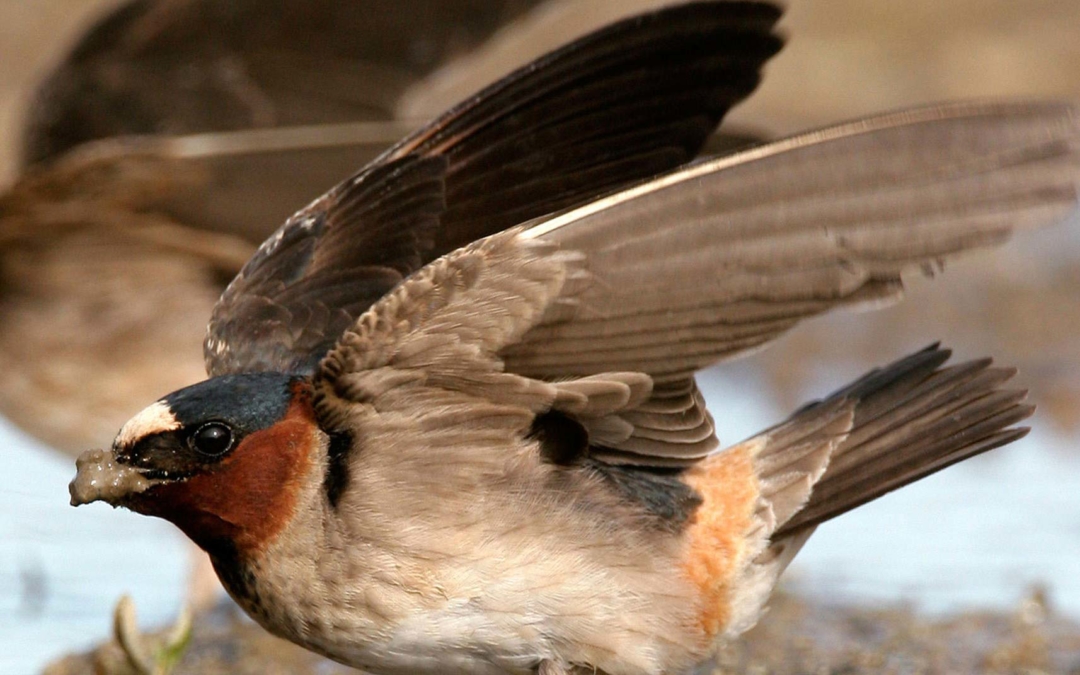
[
  {"xmin": 224, "ymin": 557, "xmax": 555, "ymax": 674},
  {"xmin": 222, "ymin": 459, "xmax": 705, "ymax": 674},
  {"xmin": 227, "ymin": 547, "xmax": 694, "ymax": 675},
  {"xmin": 320, "ymin": 603, "xmax": 546, "ymax": 675}
]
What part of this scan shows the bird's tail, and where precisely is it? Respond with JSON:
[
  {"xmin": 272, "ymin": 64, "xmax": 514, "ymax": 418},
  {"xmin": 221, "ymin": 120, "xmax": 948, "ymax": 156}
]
[
  {"xmin": 681, "ymin": 343, "xmax": 1032, "ymax": 638},
  {"xmin": 769, "ymin": 343, "xmax": 1032, "ymax": 538}
]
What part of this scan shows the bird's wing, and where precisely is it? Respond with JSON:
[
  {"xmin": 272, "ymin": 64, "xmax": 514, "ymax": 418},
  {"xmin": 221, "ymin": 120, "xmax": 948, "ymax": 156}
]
[
  {"xmin": 203, "ymin": 1, "xmax": 784, "ymax": 376},
  {"xmin": 315, "ymin": 101, "xmax": 1078, "ymax": 469},
  {"xmin": 505, "ymin": 101, "xmax": 1080, "ymax": 383},
  {"xmin": 313, "ymin": 228, "xmax": 670, "ymax": 463},
  {"xmin": 22, "ymin": 0, "xmax": 552, "ymax": 165}
]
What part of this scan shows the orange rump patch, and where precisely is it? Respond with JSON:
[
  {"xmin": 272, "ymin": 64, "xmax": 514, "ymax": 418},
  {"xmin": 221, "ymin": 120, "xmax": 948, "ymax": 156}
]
[{"xmin": 681, "ymin": 445, "xmax": 760, "ymax": 638}]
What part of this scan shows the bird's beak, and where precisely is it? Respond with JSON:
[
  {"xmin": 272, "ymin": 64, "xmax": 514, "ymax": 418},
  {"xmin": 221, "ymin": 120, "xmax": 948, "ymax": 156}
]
[{"xmin": 69, "ymin": 448, "xmax": 152, "ymax": 507}]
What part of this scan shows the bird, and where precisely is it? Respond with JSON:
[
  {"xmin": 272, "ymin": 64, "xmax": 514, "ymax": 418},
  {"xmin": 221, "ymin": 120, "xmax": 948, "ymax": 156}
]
[{"xmin": 67, "ymin": 2, "xmax": 1080, "ymax": 674}]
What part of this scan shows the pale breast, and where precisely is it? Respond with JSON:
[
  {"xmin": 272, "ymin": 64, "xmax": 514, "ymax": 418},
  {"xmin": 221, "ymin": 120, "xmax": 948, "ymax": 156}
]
[{"xmin": 231, "ymin": 433, "xmax": 710, "ymax": 675}]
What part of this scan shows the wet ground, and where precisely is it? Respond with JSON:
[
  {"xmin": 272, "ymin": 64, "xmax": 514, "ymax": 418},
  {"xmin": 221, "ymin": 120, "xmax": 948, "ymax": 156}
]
[{"xmin": 40, "ymin": 590, "xmax": 1080, "ymax": 675}]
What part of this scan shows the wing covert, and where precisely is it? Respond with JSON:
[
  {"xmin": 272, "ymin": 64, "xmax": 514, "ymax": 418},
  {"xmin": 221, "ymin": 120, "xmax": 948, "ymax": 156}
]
[{"xmin": 314, "ymin": 230, "xmax": 715, "ymax": 467}]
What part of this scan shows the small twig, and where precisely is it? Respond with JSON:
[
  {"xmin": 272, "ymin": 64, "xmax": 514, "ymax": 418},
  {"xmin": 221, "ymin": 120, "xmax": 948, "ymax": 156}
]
[{"xmin": 112, "ymin": 595, "xmax": 193, "ymax": 675}]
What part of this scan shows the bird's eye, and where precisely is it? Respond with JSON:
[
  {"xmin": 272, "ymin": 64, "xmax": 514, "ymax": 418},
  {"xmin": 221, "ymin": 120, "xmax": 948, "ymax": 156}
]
[{"xmin": 190, "ymin": 422, "xmax": 234, "ymax": 456}]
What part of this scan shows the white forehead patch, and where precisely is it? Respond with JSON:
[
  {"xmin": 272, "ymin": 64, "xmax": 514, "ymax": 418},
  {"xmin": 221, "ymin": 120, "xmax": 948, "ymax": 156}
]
[{"xmin": 115, "ymin": 401, "xmax": 181, "ymax": 448}]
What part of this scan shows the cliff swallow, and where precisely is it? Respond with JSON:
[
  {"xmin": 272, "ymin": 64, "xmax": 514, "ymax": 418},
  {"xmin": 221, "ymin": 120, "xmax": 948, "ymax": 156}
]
[{"xmin": 69, "ymin": 2, "xmax": 1080, "ymax": 674}]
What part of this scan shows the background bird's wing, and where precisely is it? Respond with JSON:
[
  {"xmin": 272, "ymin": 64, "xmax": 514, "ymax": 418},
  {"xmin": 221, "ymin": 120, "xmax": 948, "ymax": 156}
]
[
  {"xmin": 203, "ymin": 1, "xmax": 784, "ymax": 376},
  {"xmin": 7, "ymin": 122, "xmax": 413, "ymax": 244},
  {"xmin": 317, "ymin": 101, "xmax": 1079, "ymax": 470},
  {"xmin": 21, "ymin": 0, "xmax": 551, "ymax": 166}
]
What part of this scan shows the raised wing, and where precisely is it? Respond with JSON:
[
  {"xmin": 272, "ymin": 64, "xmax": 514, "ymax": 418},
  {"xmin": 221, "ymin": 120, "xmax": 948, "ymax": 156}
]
[
  {"xmin": 315, "ymin": 101, "xmax": 1078, "ymax": 469},
  {"xmin": 204, "ymin": 1, "xmax": 784, "ymax": 376},
  {"xmin": 506, "ymin": 101, "xmax": 1080, "ymax": 382}
]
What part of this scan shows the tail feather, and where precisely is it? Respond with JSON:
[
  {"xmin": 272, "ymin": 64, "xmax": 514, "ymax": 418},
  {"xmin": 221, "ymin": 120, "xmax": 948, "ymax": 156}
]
[
  {"xmin": 768, "ymin": 344, "xmax": 1032, "ymax": 538},
  {"xmin": 709, "ymin": 344, "xmax": 1031, "ymax": 638}
]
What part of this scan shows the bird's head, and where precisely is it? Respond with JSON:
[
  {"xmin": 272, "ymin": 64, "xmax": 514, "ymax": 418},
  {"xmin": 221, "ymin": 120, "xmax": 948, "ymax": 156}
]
[{"xmin": 70, "ymin": 372, "xmax": 323, "ymax": 559}]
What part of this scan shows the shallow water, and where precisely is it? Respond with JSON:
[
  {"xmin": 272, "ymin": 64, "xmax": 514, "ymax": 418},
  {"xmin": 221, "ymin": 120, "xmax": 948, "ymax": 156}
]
[{"xmin": 2, "ymin": 369, "xmax": 1079, "ymax": 675}]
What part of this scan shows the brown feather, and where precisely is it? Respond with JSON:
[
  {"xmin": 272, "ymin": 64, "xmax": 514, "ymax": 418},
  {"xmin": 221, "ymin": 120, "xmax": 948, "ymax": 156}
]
[
  {"xmin": 204, "ymin": 1, "xmax": 784, "ymax": 376},
  {"xmin": 507, "ymin": 101, "xmax": 1080, "ymax": 380},
  {"xmin": 769, "ymin": 345, "xmax": 1034, "ymax": 537}
]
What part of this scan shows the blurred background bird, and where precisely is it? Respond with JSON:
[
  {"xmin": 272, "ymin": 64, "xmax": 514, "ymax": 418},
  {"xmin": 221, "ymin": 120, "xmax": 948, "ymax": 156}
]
[{"xmin": 2, "ymin": 0, "xmax": 1080, "ymax": 673}]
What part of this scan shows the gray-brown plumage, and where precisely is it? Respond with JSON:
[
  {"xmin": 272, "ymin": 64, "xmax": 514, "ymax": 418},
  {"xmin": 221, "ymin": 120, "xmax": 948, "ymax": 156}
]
[{"xmin": 64, "ymin": 2, "xmax": 1080, "ymax": 674}]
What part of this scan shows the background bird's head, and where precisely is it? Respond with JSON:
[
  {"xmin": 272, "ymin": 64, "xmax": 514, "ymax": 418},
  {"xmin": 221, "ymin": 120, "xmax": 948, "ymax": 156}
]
[{"xmin": 70, "ymin": 372, "xmax": 323, "ymax": 560}]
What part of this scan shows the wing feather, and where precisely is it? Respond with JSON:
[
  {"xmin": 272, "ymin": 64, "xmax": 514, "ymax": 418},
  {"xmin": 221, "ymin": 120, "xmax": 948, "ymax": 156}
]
[
  {"xmin": 204, "ymin": 2, "xmax": 783, "ymax": 376},
  {"xmin": 504, "ymin": 101, "xmax": 1080, "ymax": 379},
  {"xmin": 314, "ymin": 101, "xmax": 1076, "ymax": 470}
]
